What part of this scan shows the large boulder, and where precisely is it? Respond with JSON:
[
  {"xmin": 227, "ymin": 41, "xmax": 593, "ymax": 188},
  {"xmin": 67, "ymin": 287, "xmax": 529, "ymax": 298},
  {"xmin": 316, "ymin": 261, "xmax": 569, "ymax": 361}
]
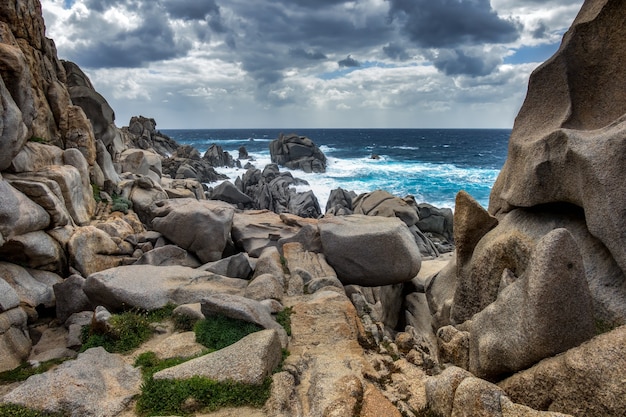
[
  {"xmin": 0, "ymin": 306, "xmax": 31, "ymax": 372},
  {"xmin": 84, "ymin": 265, "xmax": 248, "ymax": 311},
  {"xmin": 149, "ymin": 198, "xmax": 234, "ymax": 263},
  {"xmin": 269, "ymin": 133, "xmax": 327, "ymax": 173},
  {"xmin": 153, "ymin": 329, "xmax": 282, "ymax": 385},
  {"xmin": 319, "ymin": 215, "xmax": 421, "ymax": 286},
  {"xmin": 0, "ymin": 262, "xmax": 61, "ymax": 312},
  {"xmin": 231, "ymin": 209, "xmax": 300, "ymax": 257},
  {"xmin": 203, "ymin": 143, "xmax": 237, "ymax": 167},
  {"xmin": 465, "ymin": 229, "xmax": 595, "ymax": 380},
  {"xmin": 0, "ymin": 177, "xmax": 50, "ymax": 240},
  {"xmin": 68, "ymin": 226, "xmax": 123, "ymax": 277},
  {"xmin": 489, "ymin": 0, "xmax": 626, "ymax": 279},
  {"xmin": 499, "ymin": 325, "xmax": 626, "ymax": 417},
  {"xmin": 2, "ymin": 347, "xmax": 142, "ymax": 417},
  {"xmin": 0, "ymin": 75, "xmax": 28, "ymax": 171}
]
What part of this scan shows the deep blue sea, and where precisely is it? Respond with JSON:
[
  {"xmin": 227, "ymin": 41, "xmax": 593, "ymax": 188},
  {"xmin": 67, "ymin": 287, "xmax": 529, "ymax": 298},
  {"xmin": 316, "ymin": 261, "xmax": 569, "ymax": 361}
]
[{"xmin": 161, "ymin": 128, "xmax": 511, "ymax": 210}]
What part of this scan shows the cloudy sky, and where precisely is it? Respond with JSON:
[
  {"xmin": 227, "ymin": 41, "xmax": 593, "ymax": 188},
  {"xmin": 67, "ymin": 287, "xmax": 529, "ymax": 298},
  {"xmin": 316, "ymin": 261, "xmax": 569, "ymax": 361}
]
[{"xmin": 41, "ymin": 0, "xmax": 584, "ymax": 129}]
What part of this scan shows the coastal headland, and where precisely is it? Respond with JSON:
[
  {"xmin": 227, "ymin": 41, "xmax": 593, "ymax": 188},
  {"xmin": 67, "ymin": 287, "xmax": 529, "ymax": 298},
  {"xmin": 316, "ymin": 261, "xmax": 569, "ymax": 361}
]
[{"xmin": 1, "ymin": 1, "xmax": 626, "ymax": 416}]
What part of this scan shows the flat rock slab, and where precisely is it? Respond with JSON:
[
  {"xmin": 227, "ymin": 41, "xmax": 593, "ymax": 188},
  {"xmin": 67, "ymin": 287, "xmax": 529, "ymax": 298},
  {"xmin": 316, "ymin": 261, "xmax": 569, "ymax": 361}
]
[
  {"xmin": 84, "ymin": 265, "xmax": 247, "ymax": 311},
  {"xmin": 2, "ymin": 347, "xmax": 141, "ymax": 417},
  {"xmin": 153, "ymin": 329, "xmax": 282, "ymax": 385}
]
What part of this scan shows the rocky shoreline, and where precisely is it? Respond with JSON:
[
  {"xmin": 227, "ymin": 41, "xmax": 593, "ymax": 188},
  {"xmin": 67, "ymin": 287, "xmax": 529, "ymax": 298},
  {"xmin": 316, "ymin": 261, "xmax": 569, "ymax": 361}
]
[{"xmin": 2, "ymin": 0, "xmax": 626, "ymax": 416}]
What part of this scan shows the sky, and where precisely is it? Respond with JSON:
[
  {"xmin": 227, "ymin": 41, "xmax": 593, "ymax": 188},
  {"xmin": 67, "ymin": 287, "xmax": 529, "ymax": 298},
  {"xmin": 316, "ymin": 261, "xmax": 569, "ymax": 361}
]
[{"xmin": 41, "ymin": 0, "xmax": 584, "ymax": 129}]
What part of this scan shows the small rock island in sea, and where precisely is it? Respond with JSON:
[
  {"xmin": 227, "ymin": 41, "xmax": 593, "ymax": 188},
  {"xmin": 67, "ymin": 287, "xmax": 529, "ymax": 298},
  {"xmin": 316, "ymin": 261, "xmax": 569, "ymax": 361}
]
[{"xmin": 1, "ymin": 0, "xmax": 626, "ymax": 416}]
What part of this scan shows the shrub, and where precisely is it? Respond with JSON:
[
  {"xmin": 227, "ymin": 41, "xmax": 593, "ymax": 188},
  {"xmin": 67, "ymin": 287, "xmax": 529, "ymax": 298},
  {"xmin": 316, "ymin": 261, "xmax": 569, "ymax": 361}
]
[
  {"xmin": 110, "ymin": 194, "xmax": 133, "ymax": 214},
  {"xmin": 0, "ymin": 359, "xmax": 66, "ymax": 384},
  {"xmin": 275, "ymin": 306, "xmax": 293, "ymax": 336}
]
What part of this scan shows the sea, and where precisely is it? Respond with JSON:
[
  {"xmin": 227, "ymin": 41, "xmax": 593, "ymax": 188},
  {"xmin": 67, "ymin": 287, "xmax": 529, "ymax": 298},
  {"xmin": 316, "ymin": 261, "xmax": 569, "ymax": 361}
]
[{"xmin": 161, "ymin": 128, "xmax": 511, "ymax": 211}]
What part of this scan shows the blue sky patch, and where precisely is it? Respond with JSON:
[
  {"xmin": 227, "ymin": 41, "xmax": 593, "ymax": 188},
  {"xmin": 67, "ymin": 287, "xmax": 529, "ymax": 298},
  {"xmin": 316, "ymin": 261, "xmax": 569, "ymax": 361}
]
[{"xmin": 504, "ymin": 42, "xmax": 561, "ymax": 65}]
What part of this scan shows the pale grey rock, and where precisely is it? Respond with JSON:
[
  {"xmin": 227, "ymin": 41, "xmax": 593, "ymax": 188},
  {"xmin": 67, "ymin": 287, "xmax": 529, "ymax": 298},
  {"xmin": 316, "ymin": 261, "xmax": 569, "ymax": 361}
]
[
  {"xmin": 151, "ymin": 331, "xmax": 205, "ymax": 360},
  {"xmin": 198, "ymin": 252, "xmax": 252, "ymax": 279},
  {"xmin": 353, "ymin": 189, "xmax": 420, "ymax": 227},
  {"xmin": 0, "ymin": 178, "xmax": 50, "ymax": 239},
  {"xmin": 200, "ymin": 293, "xmax": 288, "ymax": 347},
  {"xmin": 0, "ymin": 262, "xmax": 58, "ymax": 310},
  {"xmin": 84, "ymin": 265, "xmax": 248, "ymax": 311},
  {"xmin": 119, "ymin": 149, "xmax": 162, "ymax": 184},
  {"xmin": 134, "ymin": 244, "xmax": 201, "ymax": 267},
  {"xmin": 53, "ymin": 274, "xmax": 93, "ymax": 322},
  {"xmin": 153, "ymin": 329, "xmax": 282, "ymax": 385},
  {"xmin": 245, "ymin": 273, "xmax": 284, "ymax": 301},
  {"xmin": 68, "ymin": 226, "xmax": 123, "ymax": 277},
  {"xmin": 253, "ymin": 246, "xmax": 286, "ymax": 281},
  {"xmin": 9, "ymin": 142, "xmax": 64, "ymax": 173},
  {"xmin": 500, "ymin": 325, "xmax": 626, "ymax": 417},
  {"xmin": 95, "ymin": 139, "xmax": 120, "ymax": 188},
  {"xmin": 231, "ymin": 209, "xmax": 300, "ymax": 257},
  {"xmin": 0, "ymin": 75, "xmax": 28, "ymax": 171},
  {"xmin": 149, "ymin": 198, "xmax": 234, "ymax": 263},
  {"xmin": 345, "ymin": 284, "xmax": 404, "ymax": 329},
  {"xmin": 0, "ymin": 230, "xmax": 65, "ymax": 272},
  {"xmin": 0, "ymin": 278, "xmax": 20, "ymax": 312},
  {"xmin": 319, "ymin": 215, "xmax": 422, "ymax": 286},
  {"xmin": 34, "ymin": 165, "xmax": 94, "ymax": 225},
  {"xmin": 467, "ymin": 229, "xmax": 595, "ymax": 380},
  {"xmin": 0, "ymin": 307, "xmax": 31, "ymax": 372},
  {"xmin": 2, "ymin": 347, "xmax": 142, "ymax": 417},
  {"xmin": 7, "ymin": 176, "xmax": 75, "ymax": 228}
]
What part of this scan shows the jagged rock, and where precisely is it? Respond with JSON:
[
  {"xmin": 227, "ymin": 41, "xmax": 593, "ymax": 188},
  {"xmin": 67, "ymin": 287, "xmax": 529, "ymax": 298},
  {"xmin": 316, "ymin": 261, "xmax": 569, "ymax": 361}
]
[
  {"xmin": 0, "ymin": 230, "xmax": 66, "ymax": 272},
  {"xmin": 499, "ymin": 325, "xmax": 626, "ymax": 417},
  {"xmin": 0, "ymin": 177, "xmax": 50, "ymax": 239},
  {"xmin": 2, "ymin": 347, "xmax": 142, "ymax": 417},
  {"xmin": 53, "ymin": 274, "xmax": 93, "ymax": 322},
  {"xmin": 125, "ymin": 115, "xmax": 179, "ymax": 157},
  {"xmin": 282, "ymin": 241, "xmax": 334, "ymax": 282},
  {"xmin": 84, "ymin": 265, "xmax": 248, "ymax": 311},
  {"xmin": 63, "ymin": 61, "xmax": 119, "ymax": 148},
  {"xmin": 231, "ymin": 210, "xmax": 300, "ymax": 257},
  {"xmin": 64, "ymin": 105, "xmax": 97, "ymax": 165},
  {"xmin": 198, "ymin": 252, "xmax": 253, "ymax": 279},
  {"xmin": 345, "ymin": 284, "xmax": 404, "ymax": 329},
  {"xmin": 149, "ymin": 198, "xmax": 234, "ymax": 263},
  {"xmin": 95, "ymin": 139, "xmax": 120, "ymax": 189},
  {"xmin": 68, "ymin": 226, "xmax": 123, "ymax": 277},
  {"xmin": 200, "ymin": 293, "xmax": 288, "ymax": 347},
  {"xmin": 203, "ymin": 143, "xmax": 237, "ymax": 167},
  {"xmin": 405, "ymin": 291, "xmax": 439, "ymax": 362},
  {"xmin": 325, "ymin": 187, "xmax": 356, "ymax": 215},
  {"xmin": 416, "ymin": 202, "xmax": 454, "ymax": 243},
  {"xmin": 161, "ymin": 144, "xmax": 227, "ymax": 183},
  {"xmin": 9, "ymin": 141, "xmax": 63, "ymax": 173},
  {"xmin": 161, "ymin": 177, "xmax": 205, "ymax": 200},
  {"xmin": 210, "ymin": 180, "xmax": 254, "ymax": 207},
  {"xmin": 319, "ymin": 215, "xmax": 422, "ymax": 286},
  {"xmin": 0, "ymin": 307, "xmax": 31, "ymax": 372},
  {"xmin": 134, "ymin": 245, "xmax": 201, "ymax": 267},
  {"xmin": 154, "ymin": 329, "xmax": 282, "ymax": 385},
  {"xmin": 489, "ymin": 0, "xmax": 626, "ymax": 280},
  {"xmin": 238, "ymin": 145, "xmax": 249, "ymax": 160},
  {"xmin": 269, "ymin": 132, "xmax": 327, "ymax": 173},
  {"xmin": 466, "ymin": 229, "xmax": 595, "ymax": 380}
]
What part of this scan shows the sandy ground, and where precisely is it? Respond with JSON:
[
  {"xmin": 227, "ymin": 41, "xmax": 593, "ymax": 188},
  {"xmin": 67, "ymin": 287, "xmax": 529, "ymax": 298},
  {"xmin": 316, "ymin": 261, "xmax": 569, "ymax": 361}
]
[{"xmin": 417, "ymin": 251, "xmax": 454, "ymax": 282}]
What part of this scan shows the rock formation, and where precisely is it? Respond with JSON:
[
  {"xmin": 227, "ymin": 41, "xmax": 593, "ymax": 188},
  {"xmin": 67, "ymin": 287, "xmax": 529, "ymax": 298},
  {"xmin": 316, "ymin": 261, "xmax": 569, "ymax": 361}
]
[{"xmin": 1, "ymin": 1, "xmax": 624, "ymax": 417}]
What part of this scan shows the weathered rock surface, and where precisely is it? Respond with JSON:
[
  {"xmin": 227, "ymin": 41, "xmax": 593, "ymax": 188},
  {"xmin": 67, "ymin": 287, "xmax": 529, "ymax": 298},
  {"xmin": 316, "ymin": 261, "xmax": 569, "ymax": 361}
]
[
  {"xmin": 2, "ymin": 347, "xmax": 142, "ymax": 417},
  {"xmin": 84, "ymin": 265, "xmax": 247, "ymax": 311},
  {"xmin": 489, "ymin": 0, "xmax": 626, "ymax": 280},
  {"xmin": 149, "ymin": 198, "xmax": 235, "ymax": 263},
  {"xmin": 154, "ymin": 329, "xmax": 282, "ymax": 385},
  {"xmin": 231, "ymin": 209, "xmax": 300, "ymax": 257},
  {"xmin": 269, "ymin": 133, "xmax": 327, "ymax": 173},
  {"xmin": 124, "ymin": 115, "xmax": 179, "ymax": 157},
  {"xmin": 0, "ymin": 307, "xmax": 31, "ymax": 373},
  {"xmin": 319, "ymin": 214, "xmax": 421, "ymax": 286},
  {"xmin": 464, "ymin": 229, "xmax": 595, "ymax": 380},
  {"xmin": 499, "ymin": 325, "xmax": 626, "ymax": 417}
]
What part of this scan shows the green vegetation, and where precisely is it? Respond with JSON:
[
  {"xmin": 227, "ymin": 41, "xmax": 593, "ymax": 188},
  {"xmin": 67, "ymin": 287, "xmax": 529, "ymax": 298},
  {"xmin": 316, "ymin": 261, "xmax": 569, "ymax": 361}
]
[
  {"xmin": 276, "ymin": 306, "xmax": 293, "ymax": 336},
  {"xmin": 595, "ymin": 318, "xmax": 618, "ymax": 335},
  {"xmin": 0, "ymin": 404, "xmax": 64, "ymax": 417},
  {"xmin": 172, "ymin": 312, "xmax": 198, "ymax": 332},
  {"xmin": 28, "ymin": 136, "xmax": 47, "ymax": 144},
  {"xmin": 0, "ymin": 359, "xmax": 66, "ymax": 384},
  {"xmin": 81, "ymin": 305, "xmax": 176, "ymax": 354},
  {"xmin": 136, "ymin": 375, "xmax": 271, "ymax": 416},
  {"xmin": 110, "ymin": 193, "xmax": 133, "ymax": 214},
  {"xmin": 91, "ymin": 184, "xmax": 102, "ymax": 203},
  {"xmin": 194, "ymin": 315, "xmax": 263, "ymax": 351}
]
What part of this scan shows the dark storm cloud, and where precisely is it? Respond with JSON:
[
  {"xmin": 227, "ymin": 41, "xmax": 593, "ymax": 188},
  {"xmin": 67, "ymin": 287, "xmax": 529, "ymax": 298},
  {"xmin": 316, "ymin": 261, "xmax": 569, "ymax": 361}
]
[
  {"xmin": 338, "ymin": 55, "xmax": 360, "ymax": 67},
  {"xmin": 433, "ymin": 48, "xmax": 502, "ymax": 77},
  {"xmin": 289, "ymin": 48, "xmax": 328, "ymax": 60},
  {"xmin": 162, "ymin": 0, "xmax": 219, "ymax": 20},
  {"xmin": 383, "ymin": 43, "xmax": 410, "ymax": 61},
  {"xmin": 388, "ymin": 0, "xmax": 520, "ymax": 48}
]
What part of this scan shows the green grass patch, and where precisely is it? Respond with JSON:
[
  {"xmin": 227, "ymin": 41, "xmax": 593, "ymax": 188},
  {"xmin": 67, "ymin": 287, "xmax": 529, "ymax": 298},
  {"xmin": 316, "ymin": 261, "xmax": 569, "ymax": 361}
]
[
  {"xmin": 0, "ymin": 359, "xmax": 66, "ymax": 384},
  {"xmin": 81, "ymin": 305, "xmax": 176, "ymax": 354},
  {"xmin": 194, "ymin": 315, "xmax": 262, "ymax": 351},
  {"xmin": 28, "ymin": 136, "xmax": 47, "ymax": 144},
  {"xmin": 275, "ymin": 306, "xmax": 293, "ymax": 336},
  {"xmin": 111, "ymin": 193, "xmax": 133, "ymax": 214},
  {"xmin": 134, "ymin": 352, "xmax": 190, "ymax": 378},
  {"xmin": 0, "ymin": 404, "xmax": 64, "ymax": 417},
  {"xmin": 91, "ymin": 184, "xmax": 102, "ymax": 203}
]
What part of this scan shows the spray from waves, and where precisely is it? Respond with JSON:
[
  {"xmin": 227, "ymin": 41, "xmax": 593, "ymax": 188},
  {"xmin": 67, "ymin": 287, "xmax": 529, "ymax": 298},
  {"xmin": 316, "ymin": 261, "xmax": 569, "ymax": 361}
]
[{"xmin": 208, "ymin": 147, "xmax": 498, "ymax": 210}]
